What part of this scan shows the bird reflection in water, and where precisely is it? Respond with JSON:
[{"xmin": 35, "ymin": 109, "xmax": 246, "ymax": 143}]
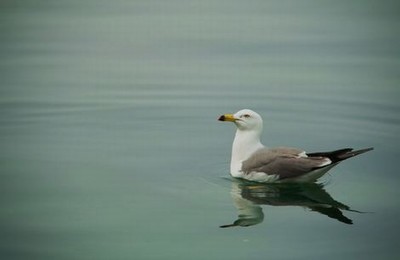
[{"xmin": 220, "ymin": 179, "xmax": 360, "ymax": 228}]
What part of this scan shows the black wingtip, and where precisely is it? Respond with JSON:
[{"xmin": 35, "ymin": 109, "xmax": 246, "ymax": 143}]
[
  {"xmin": 361, "ymin": 147, "xmax": 374, "ymax": 152},
  {"xmin": 307, "ymin": 147, "xmax": 374, "ymax": 163},
  {"xmin": 338, "ymin": 147, "xmax": 374, "ymax": 160}
]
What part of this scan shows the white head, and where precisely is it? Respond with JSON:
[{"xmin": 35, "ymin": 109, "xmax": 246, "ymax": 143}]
[
  {"xmin": 219, "ymin": 109, "xmax": 264, "ymax": 176},
  {"xmin": 218, "ymin": 109, "xmax": 263, "ymax": 132}
]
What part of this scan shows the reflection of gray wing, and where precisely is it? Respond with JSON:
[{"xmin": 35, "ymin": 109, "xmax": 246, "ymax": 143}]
[
  {"xmin": 241, "ymin": 148, "xmax": 330, "ymax": 180},
  {"xmin": 238, "ymin": 181, "xmax": 354, "ymax": 225}
]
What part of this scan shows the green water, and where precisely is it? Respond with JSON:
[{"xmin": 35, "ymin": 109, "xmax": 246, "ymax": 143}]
[{"xmin": 1, "ymin": 1, "xmax": 399, "ymax": 259}]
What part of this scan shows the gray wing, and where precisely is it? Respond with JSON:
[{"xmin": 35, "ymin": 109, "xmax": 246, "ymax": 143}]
[{"xmin": 241, "ymin": 147, "xmax": 330, "ymax": 180}]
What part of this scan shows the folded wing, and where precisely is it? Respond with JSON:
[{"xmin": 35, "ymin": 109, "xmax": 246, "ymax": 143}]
[
  {"xmin": 241, "ymin": 147, "xmax": 373, "ymax": 181},
  {"xmin": 241, "ymin": 147, "xmax": 332, "ymax": 180}
]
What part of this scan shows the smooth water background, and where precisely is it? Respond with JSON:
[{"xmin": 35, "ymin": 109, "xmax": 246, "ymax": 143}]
[{"xmin": 1, "ymin": 1, "xmax": 399, "ymax": 259}]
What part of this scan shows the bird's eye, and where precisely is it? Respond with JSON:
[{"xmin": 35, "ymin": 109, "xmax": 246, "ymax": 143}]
[{"xmin": 243, "ymin": 114, "xmax": 251, "ymax": 118}]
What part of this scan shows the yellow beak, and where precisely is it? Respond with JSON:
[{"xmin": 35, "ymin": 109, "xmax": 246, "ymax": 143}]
[{"xmin": 218, "ymin": 114, "xmax": 236, "ymax": 122}]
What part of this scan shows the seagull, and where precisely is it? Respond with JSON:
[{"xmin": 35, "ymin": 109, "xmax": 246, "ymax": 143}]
[{"xmin": 218, "ymin": 109, "xmax": 373, "ymax": 183}]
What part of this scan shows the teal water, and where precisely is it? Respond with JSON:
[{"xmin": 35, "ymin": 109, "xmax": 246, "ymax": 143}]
[{"xmin": 1, "ymin": 1, "xmax": 399, "ymax": 259}]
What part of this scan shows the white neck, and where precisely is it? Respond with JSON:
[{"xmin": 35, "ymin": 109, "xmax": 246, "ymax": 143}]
[{"xmin": 230, "ymin": 129, "xmax": 263, "ymax": 175}]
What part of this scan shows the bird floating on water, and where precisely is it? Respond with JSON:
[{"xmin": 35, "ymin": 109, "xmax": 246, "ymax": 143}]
[{"xmin": 218, "ymin": 109, "xmax": 373, "ymax": 183}]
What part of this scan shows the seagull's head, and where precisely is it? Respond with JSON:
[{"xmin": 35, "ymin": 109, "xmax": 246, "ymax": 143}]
[{"xmin": 218, "ymin": 109, "xmax": 263, "ymax": 132}]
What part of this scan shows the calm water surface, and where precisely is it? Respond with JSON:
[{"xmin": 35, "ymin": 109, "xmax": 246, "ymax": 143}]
[{"xmin": 1, "ymin": 1, "xmax": 400, "ymax": 259}]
